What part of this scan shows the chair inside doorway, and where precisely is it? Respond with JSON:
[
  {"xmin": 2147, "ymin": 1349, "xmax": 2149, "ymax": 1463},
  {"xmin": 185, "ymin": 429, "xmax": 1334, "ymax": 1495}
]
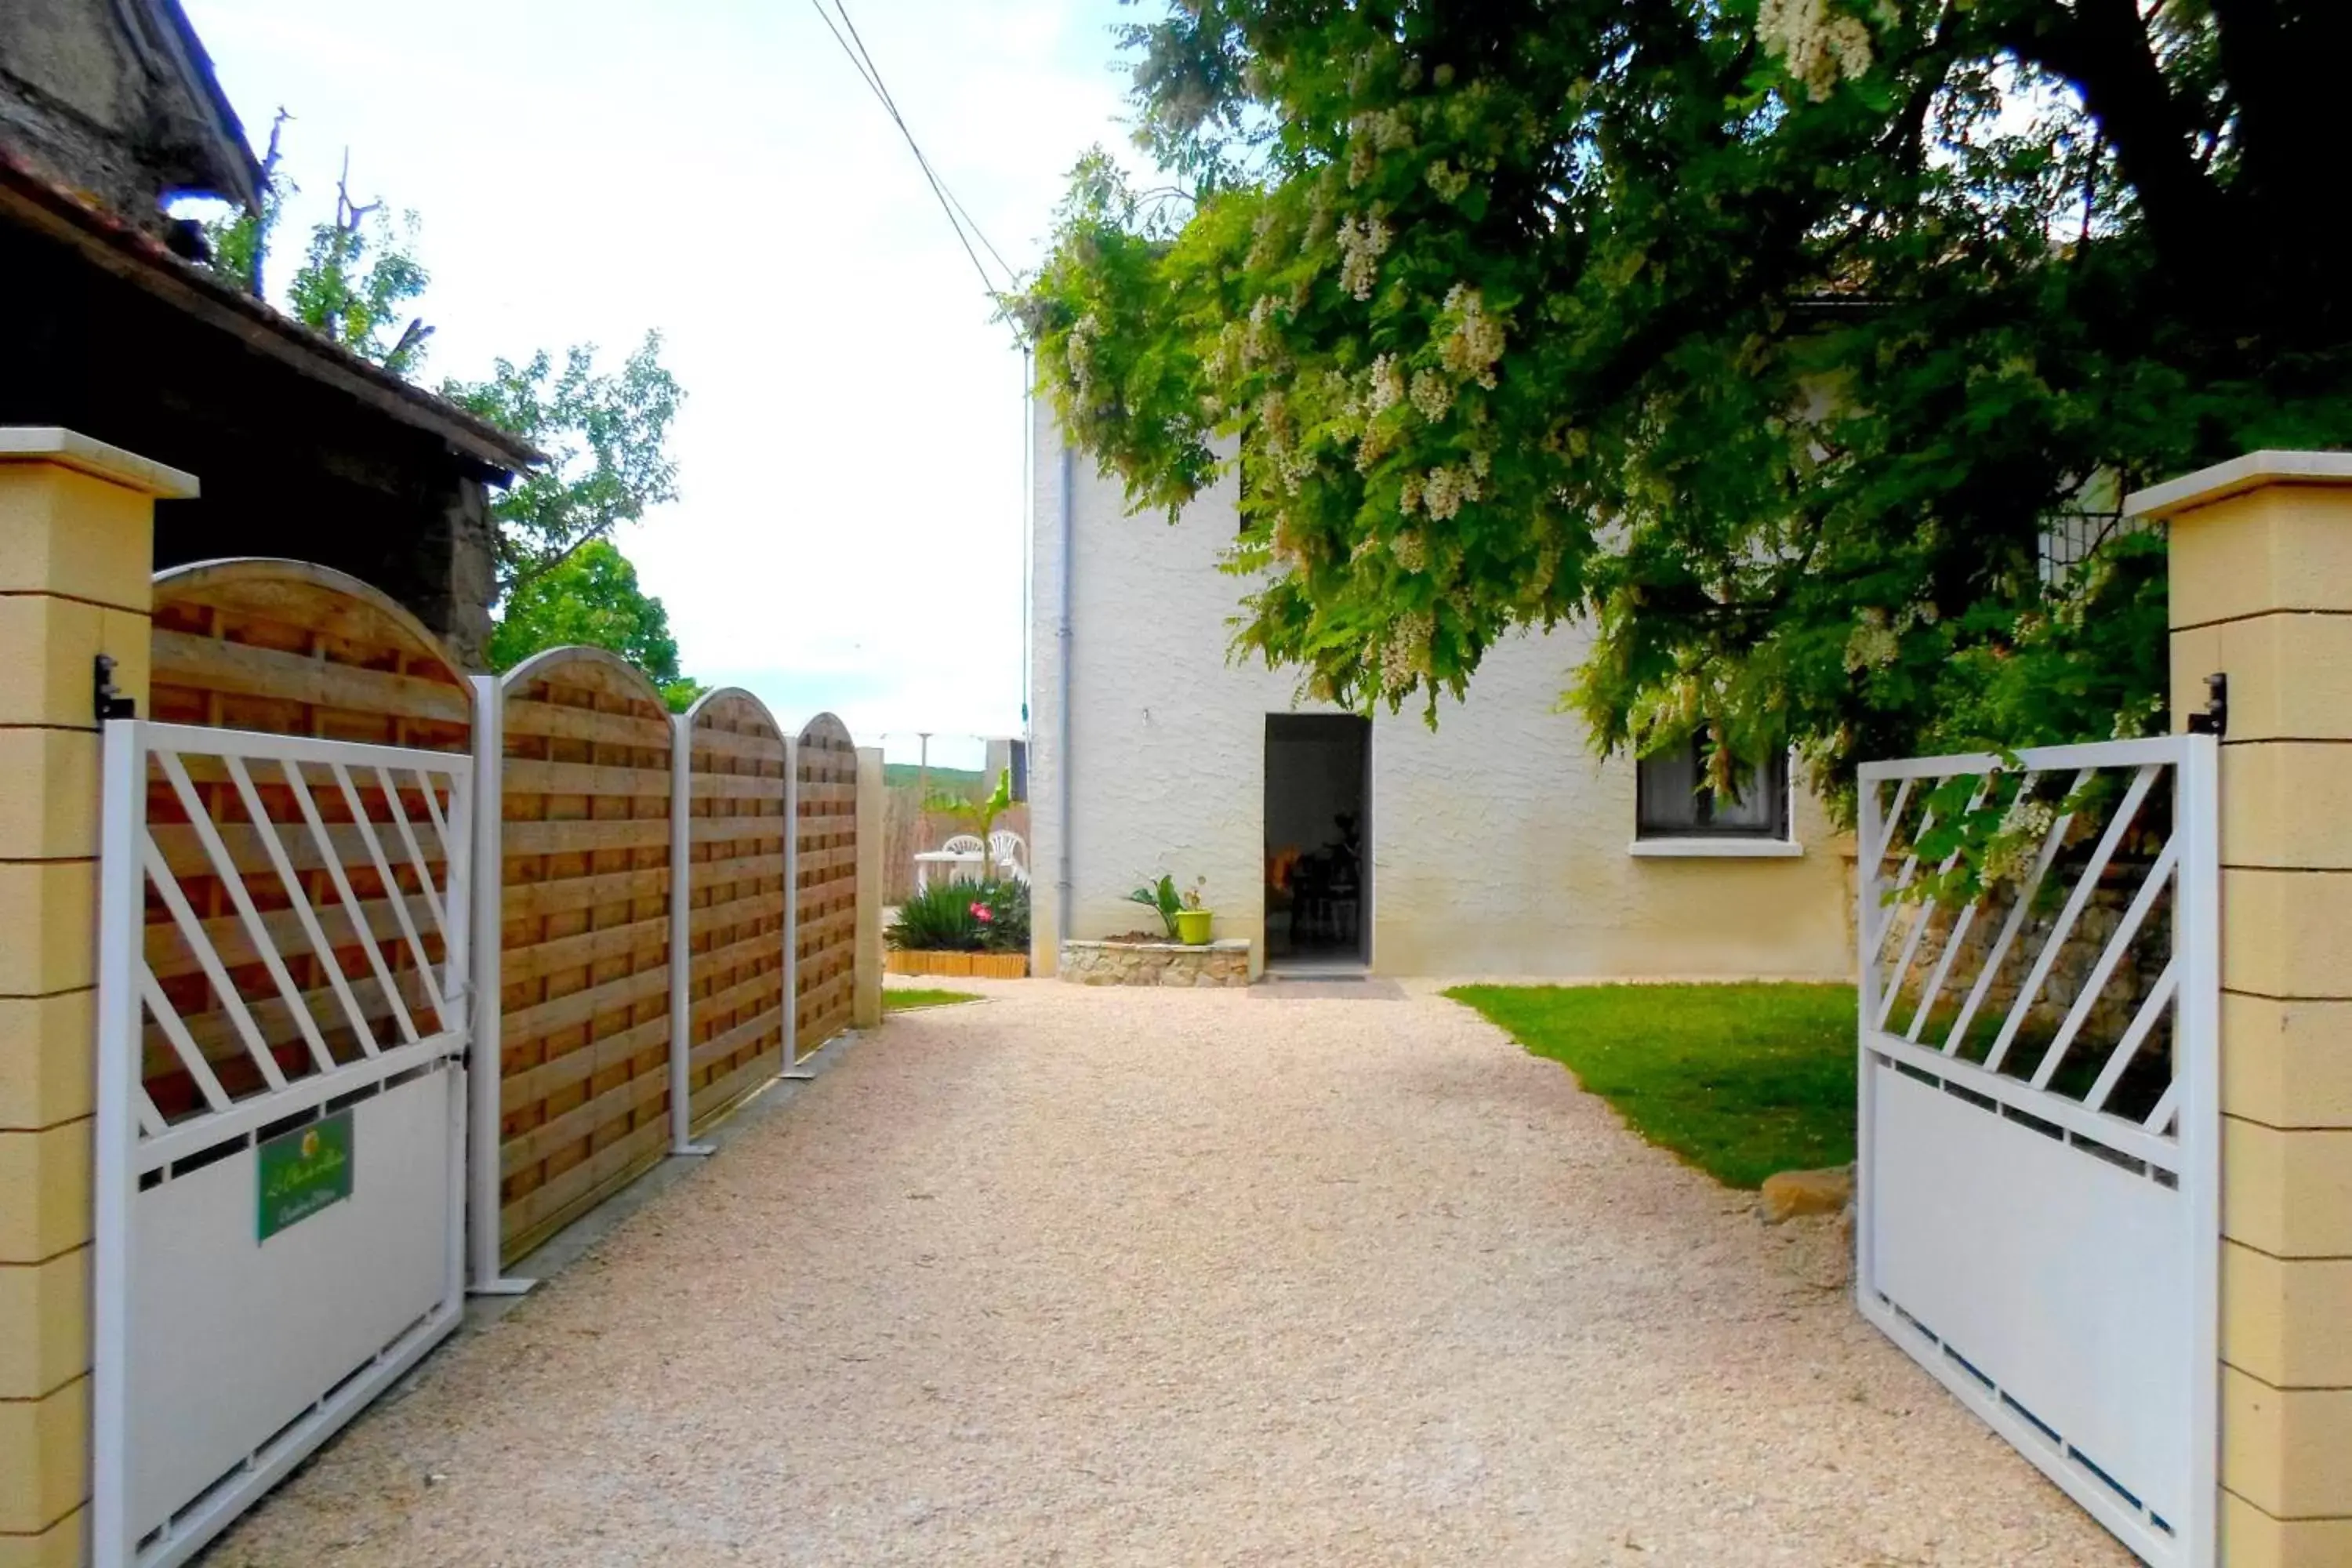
[{"xmin": 1264, "ymin": 713, "xmax": 1369, "ymax": 965}]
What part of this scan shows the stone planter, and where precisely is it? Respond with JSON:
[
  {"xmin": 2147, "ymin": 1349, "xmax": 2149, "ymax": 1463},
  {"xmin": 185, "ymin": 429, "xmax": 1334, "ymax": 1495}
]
[
  {"xmin": 1058, "ymin": 938, "xmax": 1251, "ymax": 987},
  {"xmin": 886, "ymin": 950, "xmax": 1029, "ymax": 979}
]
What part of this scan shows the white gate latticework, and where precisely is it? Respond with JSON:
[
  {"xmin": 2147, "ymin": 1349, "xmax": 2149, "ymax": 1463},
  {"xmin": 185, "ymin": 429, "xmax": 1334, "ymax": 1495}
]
[
  {"xmin": 92, "ymin": 720, "xmax": 473, "ymax": 1568},
  {"xmin": 1858, "ymin": 734, "xmax": 2218, "ymax": 1568}
]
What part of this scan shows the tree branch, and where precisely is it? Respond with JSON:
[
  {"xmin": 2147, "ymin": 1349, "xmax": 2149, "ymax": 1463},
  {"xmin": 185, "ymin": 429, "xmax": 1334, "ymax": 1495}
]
[{"xmin": 1994, "ymin": 0, "xmax": 2226, "ymax": 303}]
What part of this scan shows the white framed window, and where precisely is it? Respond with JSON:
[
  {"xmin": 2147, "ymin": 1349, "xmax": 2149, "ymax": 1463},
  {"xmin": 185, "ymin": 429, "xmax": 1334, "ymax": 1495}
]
[{"xmin": 1632, "ymin": 739, "xmax": 1801, "ymax": 857}]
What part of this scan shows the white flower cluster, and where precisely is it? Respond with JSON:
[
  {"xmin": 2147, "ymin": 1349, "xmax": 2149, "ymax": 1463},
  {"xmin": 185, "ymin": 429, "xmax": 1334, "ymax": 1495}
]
[
  {"xmin": 1367, "ymin": 353, "xmax": 1406, "ymax": 414},
  {"xmin": 1392, "ymin": 529, "xmax": 1427, "ymax": 572},
  {"xmin": 1437, "ymin": 285, "xmax": 1505, "ymax": 387},
  {"xmin": 1243, "ymin": 293, "xmax": 1285, "ymax": 368},
  {"xmin": 1380, "ymin": 609, "xmax": 1436, "ymax": 692},
  {"xmin": 1255, "ymin": 390, "xmax": 1319, "ymax": 497},
  {"xmin": 1065, "ymin": 312, "xmax": 1102, "ymax": 397},
  {"xmin": 1409, "ymin": 367, "xmax": 1455, "ymax": 423},
  {"xmin": 1422, "ymin": 464, "xmax": 1483, "ymax": 520},
  {"xmin": 1347, "ymin": 108, "xmax": 1416, "ymax": 188},
  {"xmin": 1338, "ymin": 212, "xmax": 1392, "ymax": 301},
  {"xmin": 1981, "ymin": 797, "xmax": 2060, "ymax": 886},
  {"xmin": 1425, "ymin": 159, "xmax": 1472, "ymax": 202},
  {"xmin": 1842, "ymin": 607, "xmax": 1899, "ymax": 673},
  {"xmin": 1756, "ymin": 0, "xmax": 1882, "ymax": 103}
]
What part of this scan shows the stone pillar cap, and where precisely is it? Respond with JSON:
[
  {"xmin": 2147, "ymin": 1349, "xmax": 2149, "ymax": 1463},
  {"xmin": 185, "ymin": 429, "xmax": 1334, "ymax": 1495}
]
[
  {"xmin": 2125, "ymin": 449, "xmax": 2352, "ymax": 521},
  {"xmin": 0, "ymin": 426, "xmax": 199, "ymax": 499}
]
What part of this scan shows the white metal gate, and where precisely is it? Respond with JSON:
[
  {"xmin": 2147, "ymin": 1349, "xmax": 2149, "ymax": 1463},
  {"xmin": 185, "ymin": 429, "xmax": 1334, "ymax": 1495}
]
[
  {"xmin": 1857, "ymin": 735, "xmax": 2218, "ymax": 1568},
  {"xmin": 91, "ymin": 720, "xmax": 473, "ymax": 1568}
]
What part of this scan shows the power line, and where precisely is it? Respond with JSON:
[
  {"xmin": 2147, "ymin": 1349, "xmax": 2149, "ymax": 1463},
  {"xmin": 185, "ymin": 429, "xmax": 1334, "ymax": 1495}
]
[
  {"xmin": 826, "ymin": 0, "xmax": 1017, "ymax": 287},
  {"xmin": 808, "ymin": 0, "xmax": 1019, "ymax": 308}
]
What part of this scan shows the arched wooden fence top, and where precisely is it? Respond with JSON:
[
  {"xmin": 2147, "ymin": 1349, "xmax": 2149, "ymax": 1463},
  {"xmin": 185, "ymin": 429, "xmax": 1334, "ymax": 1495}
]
[
  {"xmin": 794, "ymin": 711, "xmax": 860, "ymax": 1054},
  {"xmin": 494, "ymin": 644, "xmax": 675, "ymax": 1261},
  {"xmin": 140, "ymin": 557, "xmax": 467, "ymax": 1121},
  {"xmin": 679, "ymin": 688, "xmax": 790, "ymax": 1124},
  {"xmin": 151, "ymin": 557, "xmax": 470, "ymax": 750}
]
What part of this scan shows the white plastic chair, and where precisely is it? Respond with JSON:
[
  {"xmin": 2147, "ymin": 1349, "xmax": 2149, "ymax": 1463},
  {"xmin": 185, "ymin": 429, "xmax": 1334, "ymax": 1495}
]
[
  {"xmin": 916, "ymin": 834, "xmax": 986, "ymax": 894},
  {"xmin": 989, "ymin": 831, "xmax": 1029, "ymax": 883}
]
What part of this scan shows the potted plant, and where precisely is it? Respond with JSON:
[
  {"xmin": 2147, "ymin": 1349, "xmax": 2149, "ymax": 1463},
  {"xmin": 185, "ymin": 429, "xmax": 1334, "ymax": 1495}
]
[{"xmin": 1129, "ymin": 873, "xmax": 1213, "ymax": 945}]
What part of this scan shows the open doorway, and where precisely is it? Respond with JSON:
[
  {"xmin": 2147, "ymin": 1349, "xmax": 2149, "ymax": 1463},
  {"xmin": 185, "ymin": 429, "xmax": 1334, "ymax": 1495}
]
[{"xmin": 1264, "ymin": 714, "xmax": 1370, "ymax": 969}]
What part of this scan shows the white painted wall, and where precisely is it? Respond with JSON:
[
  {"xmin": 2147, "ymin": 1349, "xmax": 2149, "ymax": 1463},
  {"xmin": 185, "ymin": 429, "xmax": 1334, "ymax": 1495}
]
[{"xmin": 1028, "ymin": 410, "xmax": 1851, "ymax": 981}]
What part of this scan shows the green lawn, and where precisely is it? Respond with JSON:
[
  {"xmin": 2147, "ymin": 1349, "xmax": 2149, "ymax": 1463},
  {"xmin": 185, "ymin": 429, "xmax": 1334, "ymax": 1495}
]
[
  {"xmin": 884, "ymin": 988, "xmax": 982, "ymax": 1012},
  {"xmin": 1446, "ymin": 982, "xmax": 1857, "ymax": 1189}
]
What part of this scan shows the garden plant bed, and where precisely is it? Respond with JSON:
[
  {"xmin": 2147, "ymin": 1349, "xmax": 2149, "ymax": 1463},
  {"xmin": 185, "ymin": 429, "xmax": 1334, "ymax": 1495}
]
[
  {"xmin": 1060, "ymin": 937, "xmax": 1250, "ymax": 987},
  {"xmin": 887, "ymin": 950, "xmax": 1029, "ymax": 979}
]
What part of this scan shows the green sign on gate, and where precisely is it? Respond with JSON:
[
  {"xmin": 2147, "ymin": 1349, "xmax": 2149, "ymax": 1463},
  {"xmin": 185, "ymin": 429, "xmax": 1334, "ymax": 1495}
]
[{"xmin": 256, "ymin": 1111, "xmax": 354, "ymax": 1240}]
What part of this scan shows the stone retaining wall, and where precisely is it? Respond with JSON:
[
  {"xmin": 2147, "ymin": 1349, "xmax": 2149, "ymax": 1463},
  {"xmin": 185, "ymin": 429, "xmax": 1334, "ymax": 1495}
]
[{"xmin": 1060, "ymin": 938, "xmax": 1251, "ymax": 987}]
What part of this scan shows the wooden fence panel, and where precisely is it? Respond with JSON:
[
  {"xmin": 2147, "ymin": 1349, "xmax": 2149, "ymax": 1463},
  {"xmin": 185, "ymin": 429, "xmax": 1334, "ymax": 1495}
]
[
  {"xmin": 683, "ymin": 689, "xmax": 788, "ymax": 1127},
  {"xmin": 497, "ymin": 648, "xmax": 673, "ymax": 1262},
  {"xmin": 795, "ymin": 712, "xmax": 859, "ymax": 1056},
  {"xmin": 141, "ymin": 559, "xmax": 466, "ymax": 1116}
]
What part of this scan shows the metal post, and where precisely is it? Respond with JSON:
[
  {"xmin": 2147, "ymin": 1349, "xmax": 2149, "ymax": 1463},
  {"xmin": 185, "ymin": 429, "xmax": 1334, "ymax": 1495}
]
[
  {"xmin": 1852, "ymin": 771, "xmax": 1884, "ymax": 1316},
  {"xmin": 669, "ymin": 710, "xmax": 713, "ymax": 1155},
  {"xmin": 1055, "ymin": 440, "xmax": 1076, "ymax": 953},
  {"xmin": 782, "ymin": 735, "xmax": 811, "ymax": 1078},
  {"xmin": 90, "ymin": 718, "xmax": 145, "ymax": 1568},
  {"xmin": 916, "ymin": 730, "xmax": 931, "ymax": 852},
  {"xmin": 466, "ymin": 676, "xmax": 532, "ymax": 1295},
  {"xmin": 439, "ymin": 754, "xmax": 473, "ymax": 1316},
  {"xmin": 2177, "ymin": 731, "xmax": 2222, "ymax": 1568}
]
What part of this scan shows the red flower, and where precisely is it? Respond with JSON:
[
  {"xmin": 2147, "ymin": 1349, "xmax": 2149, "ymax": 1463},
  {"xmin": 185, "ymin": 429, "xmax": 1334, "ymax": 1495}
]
[{"xmin": 970, "ymin": 902, "xmax": 993, "ymax": 922}]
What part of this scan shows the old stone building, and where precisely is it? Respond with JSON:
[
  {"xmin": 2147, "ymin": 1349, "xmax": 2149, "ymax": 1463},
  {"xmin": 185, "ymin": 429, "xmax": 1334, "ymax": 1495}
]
[{"xmin": 0, "ymin": 0, "xmax": 534, "ymax": 665}]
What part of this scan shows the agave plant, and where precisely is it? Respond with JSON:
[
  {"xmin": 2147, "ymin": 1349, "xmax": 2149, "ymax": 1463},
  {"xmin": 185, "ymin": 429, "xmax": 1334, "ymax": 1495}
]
[{"xmin": 888, "ymin": 877, "xmax": 1031, "ymax": 953}]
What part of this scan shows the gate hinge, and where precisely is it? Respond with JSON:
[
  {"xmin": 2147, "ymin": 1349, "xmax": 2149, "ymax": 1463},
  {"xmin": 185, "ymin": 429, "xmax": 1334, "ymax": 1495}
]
[
  {"xmin": 2186, "ymin": 672, "xmax": 2227, "ymax": 737},
  {"xmin": 93, "ymin": 655, "xmax": 136, "ymax": 722}
]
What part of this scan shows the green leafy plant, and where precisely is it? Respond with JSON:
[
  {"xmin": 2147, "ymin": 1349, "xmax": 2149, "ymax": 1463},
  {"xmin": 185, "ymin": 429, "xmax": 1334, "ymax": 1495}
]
[
  {"xmin": 443, "ymin": 333, "xmax": 684, "ymax": 593},
  {"xmin": 924, "ymin": 769, "xmax": 1015, "ymax": 879},
  {"xmin": 1127, "ymin": 873, "xmax": 1207, "ymax": 938},
  {"xmin": 194, "ymin": 118, "xmax": 684, "ymax": 601},
  {"xmin": 484, "ymin": 539, "xmax": 704, "ymax": 712},
  {"xmin": 887, "ymin": 877, "xmax": 1030, "ymax": 953}
]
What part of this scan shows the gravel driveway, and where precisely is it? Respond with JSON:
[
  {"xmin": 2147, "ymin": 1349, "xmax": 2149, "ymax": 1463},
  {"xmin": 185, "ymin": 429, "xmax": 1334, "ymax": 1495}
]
[{"xmin": 211, "ymin": 979, "xmax": 2128, "ymax": 1566}]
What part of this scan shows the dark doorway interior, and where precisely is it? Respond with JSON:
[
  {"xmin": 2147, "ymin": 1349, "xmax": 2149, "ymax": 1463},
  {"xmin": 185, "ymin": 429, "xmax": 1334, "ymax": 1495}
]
[{"xmin": 1264, "ymin": 714, "xmax": 1370, "ymax": 965}]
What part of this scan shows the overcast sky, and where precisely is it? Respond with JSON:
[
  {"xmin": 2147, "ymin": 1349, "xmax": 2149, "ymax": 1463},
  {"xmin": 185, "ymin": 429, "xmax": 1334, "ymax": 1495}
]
[{"xmin": 183, "ymin": 0, "xmax": 1139, "ymax": 770}]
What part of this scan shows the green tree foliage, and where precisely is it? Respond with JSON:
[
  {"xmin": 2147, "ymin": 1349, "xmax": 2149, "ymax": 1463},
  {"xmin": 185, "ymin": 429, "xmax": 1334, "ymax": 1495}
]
[
  {"xmin": 440, "ymin": 335, "xmax": 684, "ymax": 593},
  {"xmin": 1019, "ymin": 3, "xmax": 2352, "ymax": 809},
  {"xmin": 284, "ymin": 164, "xmax": 434, "ymax": 375},
  {"xmin": 191, "ymin": 122, "xmax": 691, "ymax": 681},
  {"xmin": 205, "ymin": 141, "xmax": 433, "ymax": 374},
  {"xmin": 485, "ymin": 540, "xmax": 703, "ymax": 712}
]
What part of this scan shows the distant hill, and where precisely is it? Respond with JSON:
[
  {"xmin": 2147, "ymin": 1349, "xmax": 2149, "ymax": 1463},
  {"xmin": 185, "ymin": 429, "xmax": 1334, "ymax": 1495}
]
[{"xmin": 884, "ymin": 763, "xmax": 986, "ymax": 794}]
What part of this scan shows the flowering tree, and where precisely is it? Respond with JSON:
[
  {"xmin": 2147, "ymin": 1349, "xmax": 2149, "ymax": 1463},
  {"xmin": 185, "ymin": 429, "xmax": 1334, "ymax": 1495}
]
[{"xmin": 1019, "ymin": 2, "xmax": 2352, "ymax": 809}]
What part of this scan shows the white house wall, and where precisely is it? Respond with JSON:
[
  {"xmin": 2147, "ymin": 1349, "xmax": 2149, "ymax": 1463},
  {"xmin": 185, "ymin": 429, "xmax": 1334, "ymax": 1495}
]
[{"xmin": 1029, "ymin": 411, "xmax": 1851, "ymax": 981}]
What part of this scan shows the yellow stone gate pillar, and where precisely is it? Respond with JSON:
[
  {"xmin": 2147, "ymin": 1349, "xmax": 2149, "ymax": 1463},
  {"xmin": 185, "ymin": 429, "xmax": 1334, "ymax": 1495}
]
[
  {"xmin": 2135, "ymin": 452, "xmax": 2352, "ymax": 1567},
  {"xmin": 0, "ymin": 430, "xmax": 194, "ymax": 1567}
]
